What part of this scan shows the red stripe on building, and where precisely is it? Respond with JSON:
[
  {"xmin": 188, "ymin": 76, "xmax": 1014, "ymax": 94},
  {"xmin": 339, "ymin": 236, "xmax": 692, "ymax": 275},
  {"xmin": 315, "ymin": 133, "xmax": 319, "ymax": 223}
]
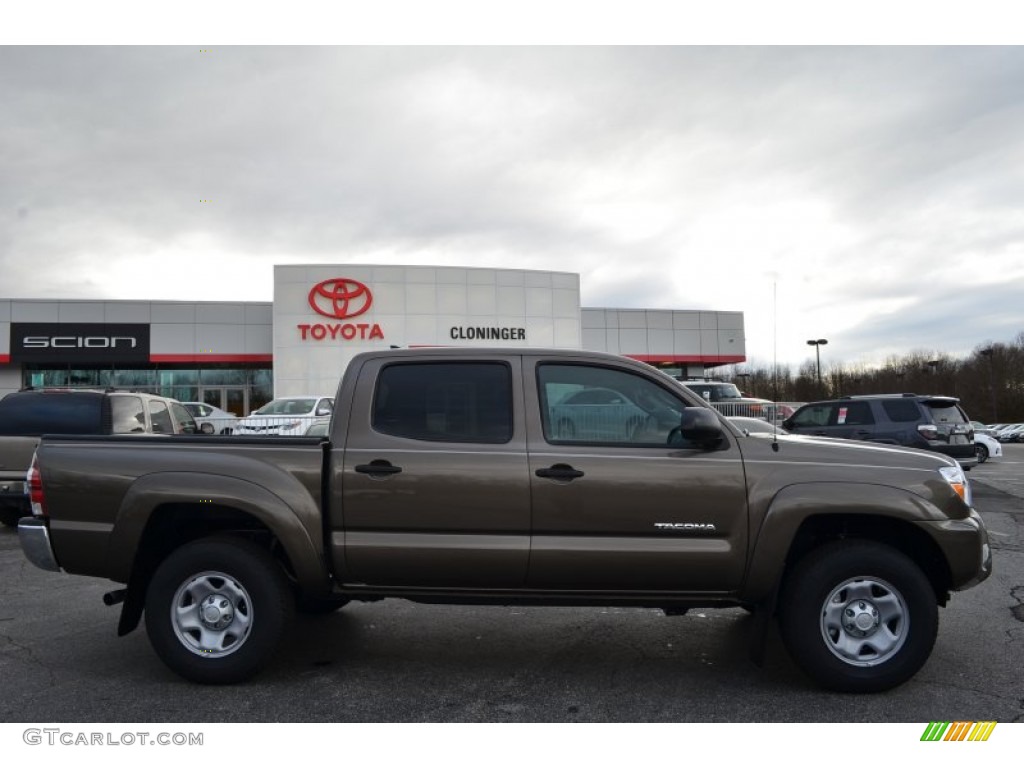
[
  {"xmin": 625, "ymin": 354, "xmax": 745, "ymax": 364},
  {"xmin": 149, "ymin": 354, "xmax": 273, "ymax": 363}
]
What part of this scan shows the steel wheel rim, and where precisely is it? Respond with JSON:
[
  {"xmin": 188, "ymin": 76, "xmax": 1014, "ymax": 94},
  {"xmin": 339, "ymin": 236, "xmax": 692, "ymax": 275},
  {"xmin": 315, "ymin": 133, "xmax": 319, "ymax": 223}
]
[
  {"xmin": 171, "ymin": 570, "xmax": 254, "ymax": 658},
  {"xmin": 820, "ymin": 576, "xmax": 908, "ymax": 667}
]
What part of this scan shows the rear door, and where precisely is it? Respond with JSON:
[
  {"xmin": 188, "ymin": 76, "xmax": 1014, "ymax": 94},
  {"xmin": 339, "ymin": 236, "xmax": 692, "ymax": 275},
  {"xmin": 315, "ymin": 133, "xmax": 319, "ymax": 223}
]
[
  {"xmin": 334, "ymin": 355, "xmax": 530, "ymax": 587},
  {"xmin": 524, "ymin": 357, "xmax": 749, "ymax": 592}
]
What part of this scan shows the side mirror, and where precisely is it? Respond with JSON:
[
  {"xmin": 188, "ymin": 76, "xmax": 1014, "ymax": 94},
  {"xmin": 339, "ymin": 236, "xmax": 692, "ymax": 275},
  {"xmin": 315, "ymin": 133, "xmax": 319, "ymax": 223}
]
[
  {"xmin": 781, "ymin": 418, "xmax": 794, "ymax": 431},
  {"xmin": 678, "ymin": 406, "xmax": 725, "ymax": 449}
]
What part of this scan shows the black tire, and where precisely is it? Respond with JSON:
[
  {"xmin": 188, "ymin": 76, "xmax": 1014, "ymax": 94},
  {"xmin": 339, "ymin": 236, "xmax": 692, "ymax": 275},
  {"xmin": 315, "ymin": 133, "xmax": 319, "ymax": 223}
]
[
  {"xmin": 0, "ymin": 508, "xmax": 21, "ymax": 528},
  {"xmin": 778, "ymin": 540, "xmax": 937, "ymax": 693},
  {"xmin": 145, "ymin": 537, "xmax": 294, "ymax": 684},
  {"xmin": 976, "ymin": 443, "xmax": 989, "ymax": 463},
  {"xmin": 296, "ymin": 595, "xmax": 350, "ymax": 615},
  {"xmin": 200, "ymin": 423, "xmax": 215, "ymax": 434}
]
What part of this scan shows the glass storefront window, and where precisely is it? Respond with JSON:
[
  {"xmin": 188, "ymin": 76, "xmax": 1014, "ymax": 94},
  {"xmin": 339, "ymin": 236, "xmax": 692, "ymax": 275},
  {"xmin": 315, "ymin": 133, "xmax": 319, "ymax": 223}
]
[
  {"xmin": 68, "ymin": 369, "xmax": 100, "ymax": 387},
  {"xmin": 159, "ymin": 369, "xmax": 199, "ymax": 387},
  {"xmin": 112, "ymin": 369, "xmax": 158, "ymax": 388},
  {"xmin": 199, "ymin": 367, "xmax": 247, "ymax": 385},
  {"xmin": 165, "ymin": 386, "xmax": 198, "ymax": 403},
  {"xmin": 23, "ymin": 364, "xmax": 273, "ymax": 413},
  {"xmin": 250, "ymin": 368, "xmax": 273, "ymax": 412}
]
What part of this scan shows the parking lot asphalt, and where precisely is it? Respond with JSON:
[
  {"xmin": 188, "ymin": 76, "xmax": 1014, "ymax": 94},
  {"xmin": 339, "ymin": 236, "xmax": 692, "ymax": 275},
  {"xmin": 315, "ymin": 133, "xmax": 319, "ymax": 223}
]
[{"xmin": 1, "ymin": 446, "xmax": 1022, "ymax": 723}]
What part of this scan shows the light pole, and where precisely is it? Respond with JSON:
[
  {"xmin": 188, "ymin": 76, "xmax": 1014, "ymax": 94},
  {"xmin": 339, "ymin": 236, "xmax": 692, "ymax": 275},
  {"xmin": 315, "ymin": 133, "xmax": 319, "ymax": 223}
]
[
  {"xmin": 980, "ymin": 348, "xmax": 997, "ymax": 422},
  {"xmin": 807, "ymin": 338, "xmax": 828, "ymax": 397}
]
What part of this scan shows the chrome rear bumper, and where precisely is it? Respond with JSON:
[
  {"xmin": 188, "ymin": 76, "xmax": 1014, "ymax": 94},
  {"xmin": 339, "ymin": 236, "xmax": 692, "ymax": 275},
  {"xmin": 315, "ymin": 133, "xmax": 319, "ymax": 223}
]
[{"xmin": 18, "ymin": 517, "xmax": 60, "ymax": 572}]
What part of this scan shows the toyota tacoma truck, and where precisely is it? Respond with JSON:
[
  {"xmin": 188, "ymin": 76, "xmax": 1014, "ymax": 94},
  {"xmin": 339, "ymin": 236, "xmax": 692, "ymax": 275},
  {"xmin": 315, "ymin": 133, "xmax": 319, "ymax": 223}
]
[{"xmin": 17, "ymin": 348, "xmax": 992, "ymax": 691}]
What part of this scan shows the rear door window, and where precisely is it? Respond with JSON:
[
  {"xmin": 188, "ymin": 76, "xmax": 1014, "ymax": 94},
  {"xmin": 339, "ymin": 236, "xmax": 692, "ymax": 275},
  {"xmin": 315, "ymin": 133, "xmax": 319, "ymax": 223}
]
[
  {"xmin": 835, "ymin": 401, "xmax": 874, "ymax": 426},
  {"xmin": 149, "ymin": 400, "xmax": 174, "ymax": 434},
  {"xmin": 0, "ymin": 392, "xmax": 104, "ymax": 435},
  {"xmin": 170, "ymin": 402, "xmax": 197, "ymax": 434},
  {"xmin": 111, "ymin": 396, "xmax": 146, "ymax": 433},
  {"xmin": 373, "ymin": 362, "xmax": 513, "ymax": 443}
]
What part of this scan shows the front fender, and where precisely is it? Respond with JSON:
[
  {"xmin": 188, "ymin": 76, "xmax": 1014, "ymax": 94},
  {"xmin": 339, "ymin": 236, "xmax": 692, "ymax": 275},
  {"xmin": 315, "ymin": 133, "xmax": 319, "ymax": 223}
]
[{"xmin": 742, "ymin": 482, "xmax": 949, "ymax": 603}]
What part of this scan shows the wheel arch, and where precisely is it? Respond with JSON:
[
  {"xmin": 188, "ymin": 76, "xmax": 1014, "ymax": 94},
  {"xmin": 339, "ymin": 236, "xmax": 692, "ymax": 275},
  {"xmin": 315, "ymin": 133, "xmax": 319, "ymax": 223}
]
[
  {"xmin": 743, "ymin": 483, "xmax": 955, "ymax": 607},
  {"xmin": 107, "ymin": 473, "xmax": 331, "ymax": 636}
]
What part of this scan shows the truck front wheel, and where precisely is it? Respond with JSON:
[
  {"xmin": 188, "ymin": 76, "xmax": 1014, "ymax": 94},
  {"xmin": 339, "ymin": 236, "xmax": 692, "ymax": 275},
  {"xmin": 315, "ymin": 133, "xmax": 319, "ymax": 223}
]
[
  {"xmin": 144, "ymin": 537, "xmax": 293, "ymax": 684},
  {"xmin": 779, "ymin": 540, "xmax": 938, "ymax": 693}
]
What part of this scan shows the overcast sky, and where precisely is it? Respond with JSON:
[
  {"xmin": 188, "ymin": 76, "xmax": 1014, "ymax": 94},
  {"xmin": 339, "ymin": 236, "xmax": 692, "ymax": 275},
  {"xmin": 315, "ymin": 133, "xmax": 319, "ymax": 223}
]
[{"xmin": 2, "ymin": 45, "xmax": 1022, "ymax": 369}]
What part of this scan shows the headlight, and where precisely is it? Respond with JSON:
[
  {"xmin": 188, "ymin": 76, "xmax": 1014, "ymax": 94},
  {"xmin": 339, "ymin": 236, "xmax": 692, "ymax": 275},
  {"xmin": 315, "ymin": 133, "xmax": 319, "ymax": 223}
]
[{"xmin": 939, "ymin": 464, "xmax": 972, "ymax": 507}]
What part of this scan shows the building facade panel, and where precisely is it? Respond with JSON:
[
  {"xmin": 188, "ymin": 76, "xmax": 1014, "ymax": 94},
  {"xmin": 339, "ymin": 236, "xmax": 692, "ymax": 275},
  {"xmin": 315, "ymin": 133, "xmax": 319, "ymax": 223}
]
[
  {"xmin": 151, "ymin": 303, "xmax": 197, "ymax": 324},
  {"xmin": 195, "ymin": 303, "xmax": 247, "ymax": 324},
  {"xmin": 58, "ymin": 302, "xmax": 106, "ymax": 323},
  {"xmin": 0, "ymin": 264, "xmax": 744, "ymax": 402},
  {"xmin": 12, "ymin": 302, "xmax": 60, "ymax": 322},
  {"xmin": 104, "ymin": 302, "xmax": 153, "ymax": 323}
]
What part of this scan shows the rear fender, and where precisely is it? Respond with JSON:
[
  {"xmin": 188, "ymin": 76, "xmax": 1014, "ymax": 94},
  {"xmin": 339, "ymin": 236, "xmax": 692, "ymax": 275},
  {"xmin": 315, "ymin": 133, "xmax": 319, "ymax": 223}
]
[{"xmin": 105, "ymin": 472, "xmax": 327, "ymax": 591}]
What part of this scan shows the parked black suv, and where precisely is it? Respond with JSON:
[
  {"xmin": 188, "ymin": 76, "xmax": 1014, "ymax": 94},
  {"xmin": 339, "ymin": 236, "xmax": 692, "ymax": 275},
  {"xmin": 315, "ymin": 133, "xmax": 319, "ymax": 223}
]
[
  {"xmin": 782, "ymin": 394, "xmax": 976, "ymax": 468},
  {"xmin": 0, "ymin": 389, "xmax": 198, "ymax": 526}
]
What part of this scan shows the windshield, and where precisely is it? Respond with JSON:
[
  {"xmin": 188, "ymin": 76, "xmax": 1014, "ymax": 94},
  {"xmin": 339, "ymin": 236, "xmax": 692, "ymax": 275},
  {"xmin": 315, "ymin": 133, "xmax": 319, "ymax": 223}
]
[
  {"xmin": 924, "ymin": 403, "xmax": 968, "ymax": 425},
  {"xmin": 686, "ymin": 383, "xmax": 743, "ymax": 401},
  {"xmin": 254, "ymin": 398, "xmax": 316, "ymax": 416}
]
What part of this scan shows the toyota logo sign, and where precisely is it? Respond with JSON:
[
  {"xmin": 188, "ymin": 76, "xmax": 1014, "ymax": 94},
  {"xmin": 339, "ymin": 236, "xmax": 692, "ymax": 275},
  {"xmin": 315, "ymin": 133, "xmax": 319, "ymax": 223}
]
[{"xmin": 308, "ymin": 278, "xmax": 373, "ymax": 319}]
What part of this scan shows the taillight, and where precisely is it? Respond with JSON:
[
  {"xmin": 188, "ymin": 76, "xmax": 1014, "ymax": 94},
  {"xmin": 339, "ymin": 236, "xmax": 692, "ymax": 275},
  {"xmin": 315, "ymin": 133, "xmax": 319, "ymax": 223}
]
[
  {"xmin": 917, "ymin": 424, "xmax": 939, "ymax": 441},
  {"xmin": 25, "ymin": 453, "xmax": 46, "ymax": 518}
]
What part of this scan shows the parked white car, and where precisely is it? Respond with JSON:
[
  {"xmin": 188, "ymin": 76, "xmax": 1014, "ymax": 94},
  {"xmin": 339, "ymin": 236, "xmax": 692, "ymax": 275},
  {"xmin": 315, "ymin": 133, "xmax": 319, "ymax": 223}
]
[
  {"xmin": 234, "ymin": 396, "xmax": 334, "ymax": 436},
  {"xmin": 181, "ymin": 402, "xmax": 239, "ymax": 435},
  {"xmin": 974, "ymin": 433, "xmax": 1002, "ymax": 464}
]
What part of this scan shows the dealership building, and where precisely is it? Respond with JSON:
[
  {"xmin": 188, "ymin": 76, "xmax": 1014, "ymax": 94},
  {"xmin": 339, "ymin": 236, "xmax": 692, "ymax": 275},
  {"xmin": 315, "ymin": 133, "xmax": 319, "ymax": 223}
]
[{"xmin": 0, "ymin": 264, "xmax": 746, "ymax": 415}]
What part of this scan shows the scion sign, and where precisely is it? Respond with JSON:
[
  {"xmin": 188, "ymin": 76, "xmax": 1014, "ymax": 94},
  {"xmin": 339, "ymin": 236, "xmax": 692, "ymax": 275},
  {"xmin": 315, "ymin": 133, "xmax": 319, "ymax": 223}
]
[{"xmin": 10, "ymin": 323, "xmax": 151, "ymax": 363}]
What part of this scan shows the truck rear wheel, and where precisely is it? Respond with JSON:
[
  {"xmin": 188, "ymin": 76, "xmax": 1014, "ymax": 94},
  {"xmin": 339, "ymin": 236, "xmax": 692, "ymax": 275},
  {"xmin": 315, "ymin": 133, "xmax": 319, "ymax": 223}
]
[
  {"xmin": 778, "ymin": 540, "xmax": 938, "ymax": 693},
  {"xmin": 144, "ymin": 537, "xmax": 293, "ymax": 684}
]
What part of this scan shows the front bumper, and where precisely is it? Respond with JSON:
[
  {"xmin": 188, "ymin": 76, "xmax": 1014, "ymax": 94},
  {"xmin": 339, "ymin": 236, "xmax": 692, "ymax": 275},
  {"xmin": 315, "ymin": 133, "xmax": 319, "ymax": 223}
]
[
  {"xmin": 920, "ymin": 508, "xmax": 991, "ymax": 590},
  {"xmin": 18, "ymin": 517, "xmax": 61, "ymax": 572}
]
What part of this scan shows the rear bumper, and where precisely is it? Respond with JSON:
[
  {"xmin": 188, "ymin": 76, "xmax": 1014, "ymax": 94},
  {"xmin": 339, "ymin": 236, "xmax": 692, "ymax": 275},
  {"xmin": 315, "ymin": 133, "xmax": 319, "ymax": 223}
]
[{"xmin": 18, "ymin": 517, "xmax": 61, "ymax": 572}]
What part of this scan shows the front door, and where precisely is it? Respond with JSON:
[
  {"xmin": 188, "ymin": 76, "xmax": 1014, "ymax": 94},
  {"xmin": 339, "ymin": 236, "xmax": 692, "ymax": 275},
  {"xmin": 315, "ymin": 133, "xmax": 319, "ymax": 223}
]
[{"xmin": 524, "ymin": 358, "xmax": 749, "ymax": 592}]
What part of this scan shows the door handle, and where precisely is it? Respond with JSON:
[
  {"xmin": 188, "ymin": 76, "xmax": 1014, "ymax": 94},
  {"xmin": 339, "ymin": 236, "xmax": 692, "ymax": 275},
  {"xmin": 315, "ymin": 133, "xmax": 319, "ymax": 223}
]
[
  {"xmin": 355, "ymin": 460, "xmax": 402, "ymax": 476},
  {"xmin": 535, "ymin": 464, "xmax": 584, "ymax": 481}
]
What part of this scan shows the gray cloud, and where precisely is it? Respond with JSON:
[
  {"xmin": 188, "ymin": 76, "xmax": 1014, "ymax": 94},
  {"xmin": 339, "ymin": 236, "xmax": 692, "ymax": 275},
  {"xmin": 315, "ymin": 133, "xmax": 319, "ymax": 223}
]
[{"xmin": 1, "ymin": 46, "xmax": 1022, "ymax": 365}]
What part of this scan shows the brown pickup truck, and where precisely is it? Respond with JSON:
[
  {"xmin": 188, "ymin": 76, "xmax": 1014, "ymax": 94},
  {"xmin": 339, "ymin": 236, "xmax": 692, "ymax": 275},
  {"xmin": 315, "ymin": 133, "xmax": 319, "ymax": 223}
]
[{"xmin": 17, "ymin": 348, "xmax": 992, "ymax": 691}]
